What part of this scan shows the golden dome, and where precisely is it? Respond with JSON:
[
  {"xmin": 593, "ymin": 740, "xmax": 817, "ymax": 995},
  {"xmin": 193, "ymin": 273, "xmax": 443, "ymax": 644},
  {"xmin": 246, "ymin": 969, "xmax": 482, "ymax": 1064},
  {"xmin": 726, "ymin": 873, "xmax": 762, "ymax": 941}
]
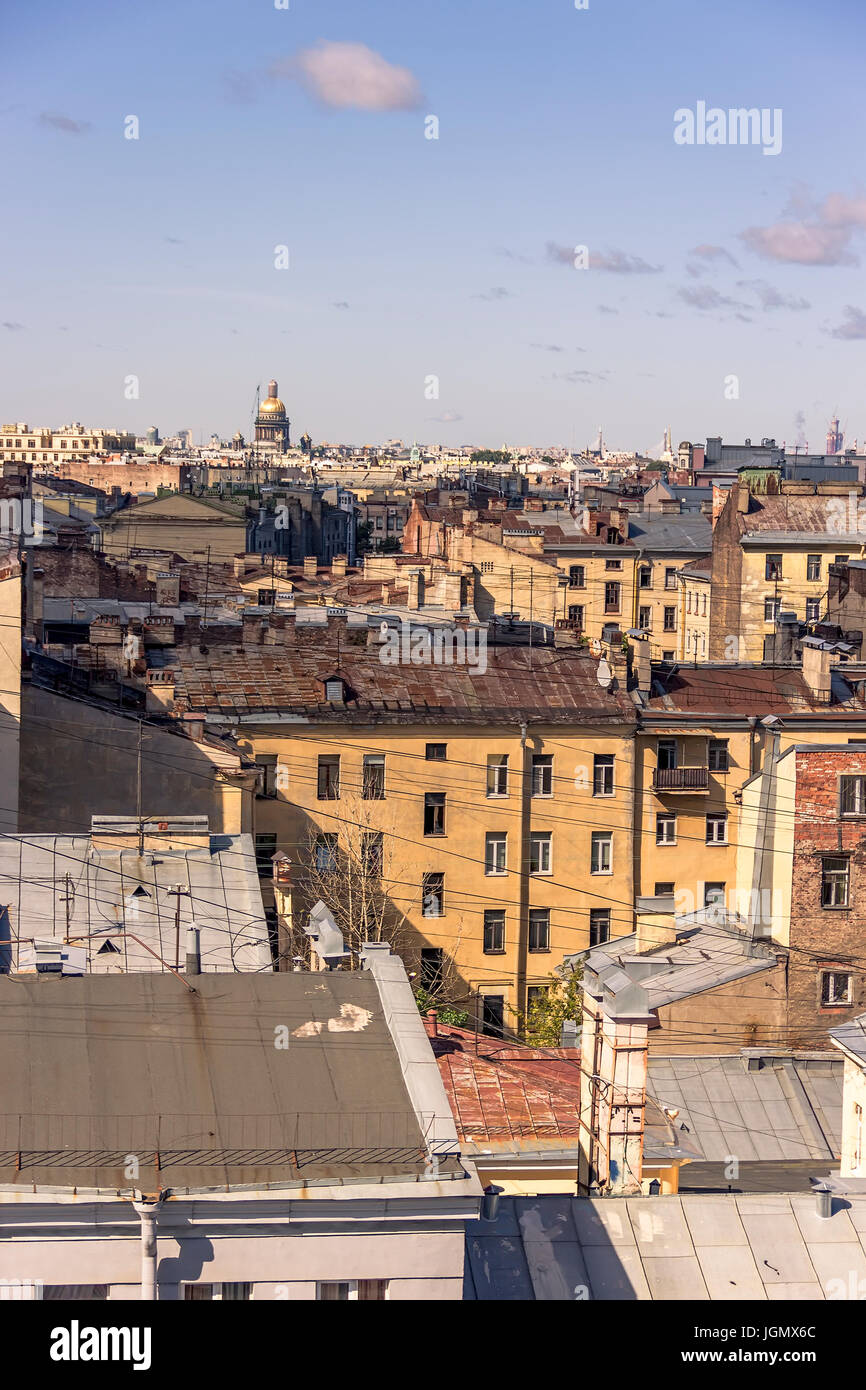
[{"xmin": 258, "ymin": 379, "xmax": 286, "ymax": 418}]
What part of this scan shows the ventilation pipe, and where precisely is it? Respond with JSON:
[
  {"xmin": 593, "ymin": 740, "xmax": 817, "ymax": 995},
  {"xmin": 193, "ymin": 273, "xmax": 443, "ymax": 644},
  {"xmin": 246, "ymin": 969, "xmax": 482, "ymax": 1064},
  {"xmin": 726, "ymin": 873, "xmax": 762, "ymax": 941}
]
[{"xmin": 132, "ymin": 1194, "xmax": 164, "ymax": 1300}]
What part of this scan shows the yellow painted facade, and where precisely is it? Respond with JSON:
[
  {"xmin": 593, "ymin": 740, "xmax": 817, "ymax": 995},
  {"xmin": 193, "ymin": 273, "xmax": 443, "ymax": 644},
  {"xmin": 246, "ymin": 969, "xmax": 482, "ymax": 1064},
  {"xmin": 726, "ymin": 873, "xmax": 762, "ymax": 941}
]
[
  {"xmin": 99, "ymin": 493, "xmax": 247, "ymax": 563},
  {"xmin": 242, "ymin": 721, "xmax": 635, "ymax": 1029}
]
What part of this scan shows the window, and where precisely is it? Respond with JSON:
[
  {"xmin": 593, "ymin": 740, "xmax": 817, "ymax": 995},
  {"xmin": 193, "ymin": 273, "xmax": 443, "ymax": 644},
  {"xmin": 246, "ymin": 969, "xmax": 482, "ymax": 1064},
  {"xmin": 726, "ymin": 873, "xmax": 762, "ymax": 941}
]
[
  {"xmin": 324, "ymin": 678, "xmax": 344, "ymax": 702},
  {"xmin": 822, "ymin": 856, "xmax": 849, "ymax": 908},
  {"xmin": 568, "ymin": 564, "xmax": 585, "ymax": 588},
  {"xmin": 255, "ymin": 833, "xmax": 277, "ymax": 877},
  {"xmin": 362, "ymin": 753, "xmax": 385, "ymax": 799},
  {"xmin": 424, "ymin": 792, "xmax": 445, "ymax": 835},
  {"xmin": 483, "ymin": 910, "xmax": 505, "ymax": 954},
  {"xmin": 531, "ymin": 754, "xmax": 553, "ymax": 797},
  {"xmin": 841, "ymin": 776, "xmax": 866, "ymax": 816},
  {"xmin": 591, "ymin": 832, "xmax": 612, "ymax": 874},
  {"xmin": 654, "ymin": 881, "xmax": 674, "ymax": 895},
  {"xmin": 665, "ymin": 568, "xmax": 677, "ymax": 590},
  {"xmin": 638, "ymin": 606, "xmax": 651, "ymax": 630},
  {"xmin": 657, "ymin": 738, "xmax": 677, "ymax": 770},
  {"xmin": 184, "ymin": 1283, "xmax": 251, "ymax": 1301},
  {"xmin": 487, "ymin": 754, "xmax": 508, "ymax": 796},
  {"xmin": 764, "ymin": 597, "xmax": 780, "ymax": 622},
  {"xmin": 527, "ymin": 985, "xmax": 549, "ymax": 1012},
  {"xmin": 663, "ymin": 606, "xmax": 677, "ymax": 632},
  {"xmin": 589, "ymin": 908, "xmax": 610, "ymax": 947},
  {"xmin": 604, "ymin": 581, "xmax": 621, "ymax": 613},
  {"xmin": 765, "ymin": 554, "xmax": 783, "ymax": 581},
  {"xmin": 422, "ymin": 872, "xmax": 444, "ymax": 916},
  {"xmin": 528, "ymin": 908, "xmax": 550, "ymax": 952},
  {"xmin": 807, "ymin": 554, "xmax": 821, "ymax": 582},
  {"xmin": 255, "ymin": 753, "xmax": 278, "ymax": 798},
  {"xmin": 835, "ymin": 555, "xmax": 847, "ymax": 566},
  {"xmin": 605, "ymin": 557, "xmax": 623, "ymax": 571},
  {"xmin": 662, "ymin": 650, "xmax": 675, "ymax": 661},
  {"xmin": 593, "ymin": 754, "xmax": 614, "ymax": 796},
  {"xmin": 708, "ymin": 738, "xmax": 729, "ymax": 772},
  {"xmin": 317, "ymin": 754, "xmax": 340, "ymax": 800},
  {"xmin": 420, "ymin": 947, "xmax": 443, "ymax": 990},
  {"xmin": 656, "ymin": 814, "xmax": 676, "ymax": 845},
  {"xmin": 361, "ymin": 831, "xmax": 383, "ymax": 875},
  {"xmin": 426, "ymin": 743, "xmax": 446, "ymax": 761},
  {"xmin": 639, "ymin": 567, "xmax": 651, "ymax": 589},
  {"xmin": 317, "ymin": 1281, "xmax": 388, "ymax": 1301},
  {"xmin": 706, "ymin": 814, "xmax": 727, "ymax": 844},
  {"xmin": 485, "ymin": 832, "xmax": 507, "ymax": 874},
  {"xmin": 529, "ymin": 832, "xmax": 552, "ymax": 874},
  {"xmin": 257, "ymin": 588, "xmax": 275, "ymax": 606},
  {"xmin": 482, "ymin": 995, "xmax": 505, "ymax": 1037},
  {"xmin": 314, "ymin": 834, "xmax": 338, "ymax": 872},
  {"xmin": 806, "ymin": 598, "xmax": 820, "ymax": 622},
  {"xmin": 568, "ymin": 604, "xmax": 585, "ymax": 625},
  {"xmin": 704, "ymin": 882, "xmax": 725, "ymax": 908},
  {"xmin": 821, "ymin": 971, "xmax": 852, "ymax": 1006}
]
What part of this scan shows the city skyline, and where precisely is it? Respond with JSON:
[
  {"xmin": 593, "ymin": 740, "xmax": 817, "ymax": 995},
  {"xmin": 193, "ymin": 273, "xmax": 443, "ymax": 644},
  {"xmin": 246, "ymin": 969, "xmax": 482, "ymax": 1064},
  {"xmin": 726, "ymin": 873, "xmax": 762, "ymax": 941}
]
[{"xmin": 3, "ymin": 0, "xmax": 866, "ymax": 449}]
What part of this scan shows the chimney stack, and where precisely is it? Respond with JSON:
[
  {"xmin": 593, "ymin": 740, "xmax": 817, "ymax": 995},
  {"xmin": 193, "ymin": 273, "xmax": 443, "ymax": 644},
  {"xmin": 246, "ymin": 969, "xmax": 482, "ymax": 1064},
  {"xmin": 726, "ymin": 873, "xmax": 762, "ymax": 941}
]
[
  {"xmin": 303, "ymin": 556, "xmax": 317, "ymax": 579},
  {"xmin": 185, "ymin": 926, "xmax": 201, "ymax": 976},
  {"xmin": 331, "ymin": 554, "xmax": 347, "ymax": 579},
  {"xmin": 802, "ymin": 639, "xmax": 833, "ymax": 703}
]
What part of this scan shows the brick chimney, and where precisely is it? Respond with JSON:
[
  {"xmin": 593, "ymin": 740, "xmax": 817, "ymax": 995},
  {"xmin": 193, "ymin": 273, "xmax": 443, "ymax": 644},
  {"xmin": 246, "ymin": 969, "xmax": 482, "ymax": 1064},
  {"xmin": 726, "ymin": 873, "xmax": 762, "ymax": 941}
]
[
  {"xmin": 242, "ymin": 609, "xmax": 265, "ymax": 647},
  {"xmin": 303, "ymin": 556, "xmax": 317, "ymax": 579},
  {"xmin": 331, "ymin": 554, "xmax": 348, "ymax": 579},
  {"xmin": 711, "ymin": 484, "xmax": 728, "ymax": 530},
  {"xmin": 737, "ymin": 481, "xmax": 751, "ymax": 514}
]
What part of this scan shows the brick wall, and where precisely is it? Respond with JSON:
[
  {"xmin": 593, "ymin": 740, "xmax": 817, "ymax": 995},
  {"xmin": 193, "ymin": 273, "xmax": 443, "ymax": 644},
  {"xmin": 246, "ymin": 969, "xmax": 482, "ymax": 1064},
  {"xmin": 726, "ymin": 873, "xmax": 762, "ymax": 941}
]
[
  {"xmin": 33, "ymin": 546, "xmax": 155, "ymax": 600},
  {"xmin": 788, "ymin": 749, "xmax": 866, "ymax": 1046}
]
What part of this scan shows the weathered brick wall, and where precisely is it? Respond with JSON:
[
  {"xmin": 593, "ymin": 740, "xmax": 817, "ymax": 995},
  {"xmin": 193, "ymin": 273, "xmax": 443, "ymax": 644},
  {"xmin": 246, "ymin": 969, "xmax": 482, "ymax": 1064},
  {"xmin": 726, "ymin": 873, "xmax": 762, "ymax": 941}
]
[
  {"xmin": 788, "ymin": 749, "xmax": 866, "ymax": 1046},
  {"xmin": 33, "ymin": 547, "xmax": 155, "ymax": 600},
  {"xmin": 707, "ymin": 488, "xmax": 743, "ymax": 660}
]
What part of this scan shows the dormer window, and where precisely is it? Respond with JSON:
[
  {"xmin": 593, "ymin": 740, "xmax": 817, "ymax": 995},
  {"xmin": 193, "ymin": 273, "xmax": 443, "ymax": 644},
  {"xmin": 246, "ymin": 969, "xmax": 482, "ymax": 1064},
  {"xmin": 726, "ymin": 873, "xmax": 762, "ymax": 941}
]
[{"xmin": 324, "ymin": 679, "xmax": 344, "ymax": 702}]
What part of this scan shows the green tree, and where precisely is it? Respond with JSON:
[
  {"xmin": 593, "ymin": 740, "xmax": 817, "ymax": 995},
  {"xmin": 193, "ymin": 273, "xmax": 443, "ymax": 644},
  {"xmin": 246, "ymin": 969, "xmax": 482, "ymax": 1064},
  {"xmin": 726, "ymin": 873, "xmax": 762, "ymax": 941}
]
[
  {"xmin": 518, "ymin": 964, "xmax": 583, "ymax": 1046},
  {"xmin": 413, "ymin": 986, "xmax": 469, "ymax": 1028}
]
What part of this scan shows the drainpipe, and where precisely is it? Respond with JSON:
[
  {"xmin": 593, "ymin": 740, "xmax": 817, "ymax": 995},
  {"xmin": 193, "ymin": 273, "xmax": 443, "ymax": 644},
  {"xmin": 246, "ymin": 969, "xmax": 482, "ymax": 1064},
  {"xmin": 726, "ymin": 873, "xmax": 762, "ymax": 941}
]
[{"xmin": 132, "ymin": 1194, "xmax": 164, "ymax": 1301}]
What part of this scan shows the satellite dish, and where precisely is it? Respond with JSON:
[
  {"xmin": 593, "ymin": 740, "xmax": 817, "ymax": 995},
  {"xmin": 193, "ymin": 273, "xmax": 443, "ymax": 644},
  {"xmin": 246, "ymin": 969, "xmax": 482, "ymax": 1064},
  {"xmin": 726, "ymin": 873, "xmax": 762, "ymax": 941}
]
[{"xmin": 596, "ymin": 657, "xmax": 612, "ymax": 688}]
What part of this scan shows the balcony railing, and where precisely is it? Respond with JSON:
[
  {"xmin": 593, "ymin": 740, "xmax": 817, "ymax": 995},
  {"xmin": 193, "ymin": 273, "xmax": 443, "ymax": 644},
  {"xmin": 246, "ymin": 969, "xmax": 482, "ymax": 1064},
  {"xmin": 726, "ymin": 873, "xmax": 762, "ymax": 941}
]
[{"xmin": 652, "ymin": 766, "xmax": 709, "ymax": 793}]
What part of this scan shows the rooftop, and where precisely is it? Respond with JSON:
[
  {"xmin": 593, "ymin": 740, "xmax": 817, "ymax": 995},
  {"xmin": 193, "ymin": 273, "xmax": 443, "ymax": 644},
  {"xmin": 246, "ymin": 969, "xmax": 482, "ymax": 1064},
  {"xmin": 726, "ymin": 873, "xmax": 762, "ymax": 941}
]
[
  {"xmin": 464, "ymin": 1191, "xmax": 866, "ymax": 1299},
  {"xmin": 0, "ymin": 971, "xmax": 455, "ymax": 1192}
]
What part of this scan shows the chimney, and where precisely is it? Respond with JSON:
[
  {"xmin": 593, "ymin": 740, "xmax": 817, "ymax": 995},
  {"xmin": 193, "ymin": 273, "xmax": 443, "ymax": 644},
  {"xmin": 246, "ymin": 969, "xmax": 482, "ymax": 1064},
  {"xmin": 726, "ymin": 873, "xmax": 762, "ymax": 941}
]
[
  {"xmin": 426, "ymin": 1009, "xmax": 438, "ymax": 1037},
  {"xmin": 185, "ymin": 926, "xmax": 201, "ymax": 976},
  {"xmin": 232, "ymin": 554, "xmax": 247, "ymax": 578},
  {"xmin": 406, "ymin": 569, "xmax": 422, "ymax": 610},
  {"xmin": 242, "ymin": 609, "xmax": 265, "ymax": 647},
  {"xmin": 711, "ymin": 484, "xmax": 727, "ymax": 530},
  {"xmin": 634, "ymin": 641, "xmax": 652, "ymax": 694},
  {"xmin": 737, "ymin": 481, "xmax": 751, "ymax": 514},
  {"xmin": 802, "ymin": 639, "xmax": 833, "ymax": 703},
  {"xmin": 331, "ymin": 553, "xmax": 347, "ymax": 579},
  {"xmin": 182, "ymin": 712, "xmax": 206, "ymax": 741},
  {"xmin": 145, "ymin": 668, "xmax": 175, "ymax": 712},
  {"xmin": 155, "ymin": 571, "xmax": 180, "ymax": 605},
  {"xmin": 303, "ymin": 556, "xmax": 317, "ymax": 579}
]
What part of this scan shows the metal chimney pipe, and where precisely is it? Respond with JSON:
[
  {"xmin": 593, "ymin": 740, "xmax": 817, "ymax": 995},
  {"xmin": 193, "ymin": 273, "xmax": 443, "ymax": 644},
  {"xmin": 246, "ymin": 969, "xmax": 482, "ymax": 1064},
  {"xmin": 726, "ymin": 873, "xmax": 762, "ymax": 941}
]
[
  {"xmin": 481, "ymin": 1185, "xmax": 500, "ymax": 1222},
  {"xmin": 815, "ymin": 1184, "xmax": 833, "ymax": 1220},
  {"xmin": 185, "ymin": 926, "xmax": 201, "ymax": 976},
  {"xmin": 132, "ymin": 1195, "xmax": 164, "ymax": 1300}
]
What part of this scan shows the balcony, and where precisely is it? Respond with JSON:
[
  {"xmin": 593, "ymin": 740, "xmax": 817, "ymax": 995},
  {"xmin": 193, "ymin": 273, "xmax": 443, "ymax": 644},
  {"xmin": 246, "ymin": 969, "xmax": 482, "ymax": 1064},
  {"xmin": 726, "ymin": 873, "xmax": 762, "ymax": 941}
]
[{"xmin": 652, "ymin": 766, "xmax": 709, "ymax": 794}]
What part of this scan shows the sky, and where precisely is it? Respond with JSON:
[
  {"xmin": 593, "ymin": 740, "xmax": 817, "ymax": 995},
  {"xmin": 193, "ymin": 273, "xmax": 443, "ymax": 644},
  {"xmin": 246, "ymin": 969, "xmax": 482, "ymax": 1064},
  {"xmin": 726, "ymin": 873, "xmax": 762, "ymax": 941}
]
[{"xmin": 2, "ymin": 0, "xmax": 866, "ymax": 451}]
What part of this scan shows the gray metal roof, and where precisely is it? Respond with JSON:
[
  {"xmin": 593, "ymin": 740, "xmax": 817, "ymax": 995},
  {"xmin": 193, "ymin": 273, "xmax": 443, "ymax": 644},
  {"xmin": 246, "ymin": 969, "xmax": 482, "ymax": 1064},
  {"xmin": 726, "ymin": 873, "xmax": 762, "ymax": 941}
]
[
  {"xmin": 0, "ymin": 819, "xmax": 272, "ymax": 974},
  {"xmin": 464, "ymin": 1191, "xmax": 866, "ymax": 1299},
  {"xmin": 647, "ymin": 1053, "xmax": 843, "ymax": 1164},
  {"xmin": 0, "ymin": 971, "xmax": 448, "ymax": 1191},
  {"xmin": 829, "ymin": 1012, "xmax": 866, "ymax": 1067},
  {"xmin": 627, "ymin": 514, "xmax": 712, "ymax": 554}
]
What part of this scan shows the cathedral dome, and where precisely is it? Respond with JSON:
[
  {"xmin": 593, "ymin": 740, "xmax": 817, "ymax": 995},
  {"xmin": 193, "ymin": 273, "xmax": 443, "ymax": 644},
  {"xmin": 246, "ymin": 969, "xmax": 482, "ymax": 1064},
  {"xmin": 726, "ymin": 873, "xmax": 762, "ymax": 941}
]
[{"xmin": 258, "ymin": 379, "xmax": 286, "ymax": 418}]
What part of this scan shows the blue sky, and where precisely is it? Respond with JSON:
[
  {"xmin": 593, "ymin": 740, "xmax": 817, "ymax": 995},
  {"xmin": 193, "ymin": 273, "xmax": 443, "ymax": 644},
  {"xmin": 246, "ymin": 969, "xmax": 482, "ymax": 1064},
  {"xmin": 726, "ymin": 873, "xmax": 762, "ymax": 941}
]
[{"xmin": 3, "ymin": 0, "xmax": 866, "ymax": 450}]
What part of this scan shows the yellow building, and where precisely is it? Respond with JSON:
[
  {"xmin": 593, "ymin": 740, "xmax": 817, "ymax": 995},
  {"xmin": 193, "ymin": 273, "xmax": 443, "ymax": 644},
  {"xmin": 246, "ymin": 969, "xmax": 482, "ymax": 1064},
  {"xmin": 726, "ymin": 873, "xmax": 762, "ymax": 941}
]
[
  {"xmin": 98, "ymin": 493, "xmax": 247, "ymax": 564},
  {"xmin": 709, "ymin": 475, "xmax": 866, "ymax": 662},
  {"xmin": 168, "ymin": 619, "xmax": 638, "ymax": 1031},
  {"xmin": 0, "ymin": 546, "xmax": 21, "ymax": 834}
]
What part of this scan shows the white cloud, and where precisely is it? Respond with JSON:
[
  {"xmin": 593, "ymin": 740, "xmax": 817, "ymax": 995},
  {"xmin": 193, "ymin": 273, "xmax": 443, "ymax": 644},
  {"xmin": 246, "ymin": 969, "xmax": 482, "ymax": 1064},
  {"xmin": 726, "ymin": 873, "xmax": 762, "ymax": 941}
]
[{"xmin": 274, "ymin": 42, "xmax": 422, "ymax": 111}]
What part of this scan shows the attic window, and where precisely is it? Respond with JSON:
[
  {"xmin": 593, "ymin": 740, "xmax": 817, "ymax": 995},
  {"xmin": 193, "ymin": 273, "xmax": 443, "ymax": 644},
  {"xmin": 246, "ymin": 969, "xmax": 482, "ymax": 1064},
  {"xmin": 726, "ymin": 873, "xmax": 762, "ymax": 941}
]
[
  {"xmin": 97, "ymin": 939, "xmax": 121, "ymax": 954},
  {"xmin": 325, "ymin": 679, "xmax": 344, "ymax": 702},
  {"xmin": 130, "ymin": 885, "xmax": 150, "ymax": 897}
]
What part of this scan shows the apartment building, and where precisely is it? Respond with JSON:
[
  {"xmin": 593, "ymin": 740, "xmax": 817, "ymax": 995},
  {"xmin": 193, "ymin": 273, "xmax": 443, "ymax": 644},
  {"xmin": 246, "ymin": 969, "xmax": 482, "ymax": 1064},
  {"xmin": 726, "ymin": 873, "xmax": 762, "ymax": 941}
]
[
  {"xmin": 709, "ymin": 473, "xmax": 866, "ymax": 662},
  {"xmin": 0, "ymin": 422, "xmax": 136, "ymax": 467},
  {"xmin": 164, "ymin": 616, "xmax": 638, "ymax": 1030}
]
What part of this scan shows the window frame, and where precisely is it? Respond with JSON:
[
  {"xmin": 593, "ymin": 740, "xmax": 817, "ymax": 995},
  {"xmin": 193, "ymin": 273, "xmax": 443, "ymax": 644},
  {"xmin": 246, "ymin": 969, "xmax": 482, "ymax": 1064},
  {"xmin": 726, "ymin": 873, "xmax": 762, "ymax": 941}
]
[
  {"xmin": 656, "ymin": 813, "xmax": 676, "ymax": 845},
  {"xmin": 705, "ymin": 813, "xmax": 728, "ymax": 845},
  {"xmin": 528, "ymin": 907, "xmax": 550, "ymax": 953},
  {"xmin": 590, "ymin": 831, "xmax": 612, "ymax": 874},
  {"xmin": 529, "ymin": 831, "xmax": 552, "ymax": 875},
  {"xmin": 593, "ymin": 753, "xmax": 615, "ymax": 797},
  {"xmin": 530, "ymin": 753, "xmax": 553, "ymax": 798},
  {"xmin": 423, "ymin": 791, "xmax": 446, "ymax": 837},
  {"xmin": 422, "ymin": 872, "xmax": 444, "ymax": 917},
  {"xmin": 589, "ymin": 908, "xmax": 610, "ymax": 947},
  {"xmin": 485, "ymin": 831, "xmax": 507, "ymax": 875},
  {"xmin": 821, "ymin": 856, "xmax": 850, "ymax": 909},
  {"xmin": 487, "ymin": 754, "xmax": 508, "ymax": 798},
  {"xmin": 483, "ymin": 909, "xmax": 506, "ymax": 955}
]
